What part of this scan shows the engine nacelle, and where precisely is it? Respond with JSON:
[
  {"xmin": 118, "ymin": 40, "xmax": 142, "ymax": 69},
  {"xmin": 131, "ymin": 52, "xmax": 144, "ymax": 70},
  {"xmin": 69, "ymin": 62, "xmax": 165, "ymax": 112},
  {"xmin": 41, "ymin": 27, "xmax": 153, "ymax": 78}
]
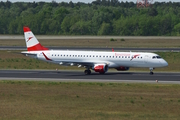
[
  {"xmin": 116, "ymin": 66, "xmax": 129, "ymax": 71},
  {"xmin": 93, "ymin": 64, "xmax": 108, "ymax": 73}
]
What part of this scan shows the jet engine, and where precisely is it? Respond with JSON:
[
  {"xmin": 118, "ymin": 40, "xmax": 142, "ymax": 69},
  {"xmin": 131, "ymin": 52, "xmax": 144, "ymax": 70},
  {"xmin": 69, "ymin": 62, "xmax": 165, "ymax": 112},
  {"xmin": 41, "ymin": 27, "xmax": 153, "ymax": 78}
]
[
  {"xmin": 116, "ymin": 66, "xmax": 129, "ymax": 71},
  {"xmin": 93, "ymin": 64, "xmax": 108, "ymax": 73}
]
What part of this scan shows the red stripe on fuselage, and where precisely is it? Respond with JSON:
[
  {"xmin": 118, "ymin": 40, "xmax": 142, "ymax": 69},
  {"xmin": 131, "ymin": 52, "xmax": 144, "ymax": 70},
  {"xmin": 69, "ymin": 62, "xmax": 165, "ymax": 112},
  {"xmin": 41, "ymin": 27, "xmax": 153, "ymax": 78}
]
[
  {"xmin": 42, "ymin": 52, "xmax": 52, "ymax": 61},
  {"xmin": 27, "ymin": 43, "xmax": 49, "ymax": 51}
]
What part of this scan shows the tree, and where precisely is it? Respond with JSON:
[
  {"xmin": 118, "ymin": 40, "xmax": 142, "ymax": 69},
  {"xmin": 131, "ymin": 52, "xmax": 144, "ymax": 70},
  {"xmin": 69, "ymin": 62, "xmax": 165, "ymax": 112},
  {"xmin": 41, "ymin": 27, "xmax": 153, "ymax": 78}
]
[
  {"xmin": 70, "ymin": 21, "xmax": 91, "ymax": 35},
  {"xmin": 148, "ymin": 8, "xmax": 158, "ymax": 16},
  {"xmin": 98, "ymin": 22, "xmax": 111, "ymax": 35},
  {"xmin": 53, "ymin": 7, "xmax": 69, "ymax": 23},
  {"xmin": 173, "ymin": 23, "xmax": 180, "ymax": 36},
  {"xmin": 69, "ymin": 1, "xmax": 74, "ymax": 8}
]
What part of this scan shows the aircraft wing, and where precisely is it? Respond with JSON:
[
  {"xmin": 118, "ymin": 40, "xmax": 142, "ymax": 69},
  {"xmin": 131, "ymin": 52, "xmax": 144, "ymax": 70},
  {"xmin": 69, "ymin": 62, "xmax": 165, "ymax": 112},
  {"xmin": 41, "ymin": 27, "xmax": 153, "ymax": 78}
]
[{"xmin": 56, "ymin": 60, "xmax": 109, "ymax": 67}]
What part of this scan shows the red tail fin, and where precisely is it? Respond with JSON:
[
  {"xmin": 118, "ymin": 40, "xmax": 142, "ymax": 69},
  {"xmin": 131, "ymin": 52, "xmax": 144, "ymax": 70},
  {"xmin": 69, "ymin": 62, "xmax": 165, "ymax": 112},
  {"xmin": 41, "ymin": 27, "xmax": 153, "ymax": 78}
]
[{"xmin": 23, "ymin": 27, "xmax": 49, "ymax": 51}]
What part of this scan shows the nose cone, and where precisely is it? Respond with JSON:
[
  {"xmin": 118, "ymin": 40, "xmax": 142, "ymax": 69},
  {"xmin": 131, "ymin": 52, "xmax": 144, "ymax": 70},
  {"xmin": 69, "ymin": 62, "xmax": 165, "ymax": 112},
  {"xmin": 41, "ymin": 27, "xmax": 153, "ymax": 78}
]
[{"xmin": 161, "ymin": 59, "xmax": 168, "ymax": 67}]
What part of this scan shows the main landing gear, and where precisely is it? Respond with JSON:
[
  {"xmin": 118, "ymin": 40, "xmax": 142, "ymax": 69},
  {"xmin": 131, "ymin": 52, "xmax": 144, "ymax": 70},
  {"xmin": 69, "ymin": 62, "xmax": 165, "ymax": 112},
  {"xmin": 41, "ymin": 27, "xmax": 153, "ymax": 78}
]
[
  {"xmin": 149, "ymin": 68, "xmax": 154, "ymax": 75},
  {"xmin": 84, "ymin": 69, "xmax": 91, "ymax": 75}
]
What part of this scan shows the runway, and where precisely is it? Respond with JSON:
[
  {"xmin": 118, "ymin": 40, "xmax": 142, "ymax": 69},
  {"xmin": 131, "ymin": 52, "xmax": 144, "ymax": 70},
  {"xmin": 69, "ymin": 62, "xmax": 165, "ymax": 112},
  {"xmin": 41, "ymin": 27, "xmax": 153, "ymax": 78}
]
[
  {"xmin": 0, "ymin": 46, "xmax": 179, "ymax": 52},
  {"xmin": 0, "ymin": 70, "xmax": 180, "ymax": 84}
]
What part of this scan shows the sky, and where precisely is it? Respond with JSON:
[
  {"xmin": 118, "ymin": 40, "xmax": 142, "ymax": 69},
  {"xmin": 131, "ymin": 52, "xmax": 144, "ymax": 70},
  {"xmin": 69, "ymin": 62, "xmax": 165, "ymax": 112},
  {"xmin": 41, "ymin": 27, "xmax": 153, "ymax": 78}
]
[{"xmin": 1, "ymin": 0, "xmax": 180, "ymax": 3}]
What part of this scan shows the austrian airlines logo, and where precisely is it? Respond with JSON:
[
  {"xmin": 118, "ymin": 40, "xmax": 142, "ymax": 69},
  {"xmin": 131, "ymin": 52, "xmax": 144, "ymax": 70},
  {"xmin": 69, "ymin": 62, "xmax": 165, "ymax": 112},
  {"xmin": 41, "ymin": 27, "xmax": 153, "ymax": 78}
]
[
  {"xmin": 130, "ymin": 54, "xmax": 140, "ymax": 61},
  {"xmin": 26, "ymin": 36, "xmax": 33, "ymax": 42}
]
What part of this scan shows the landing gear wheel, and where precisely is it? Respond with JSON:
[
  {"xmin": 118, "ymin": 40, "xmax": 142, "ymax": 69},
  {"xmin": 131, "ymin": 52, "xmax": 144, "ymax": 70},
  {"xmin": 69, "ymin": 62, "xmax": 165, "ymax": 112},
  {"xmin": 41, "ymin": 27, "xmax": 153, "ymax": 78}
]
[
  {"xmin": 150, "ymin": 72, "xmax": 154, "ymax": 75},
  {"xmin": 149, "ymin": 68, "xmax": 154, "ymax": 75},
  {"xmin": 84, "ymin": 70, "xmax": 91, "ymax": 75}
]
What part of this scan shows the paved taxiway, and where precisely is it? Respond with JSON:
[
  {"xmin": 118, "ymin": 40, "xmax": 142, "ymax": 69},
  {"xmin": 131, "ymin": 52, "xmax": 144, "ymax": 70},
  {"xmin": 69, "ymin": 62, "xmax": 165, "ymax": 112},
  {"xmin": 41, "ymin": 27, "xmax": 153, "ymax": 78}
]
[{"xmin": 0, "ymin": 70, "xmax": 180, "ymax": 84}]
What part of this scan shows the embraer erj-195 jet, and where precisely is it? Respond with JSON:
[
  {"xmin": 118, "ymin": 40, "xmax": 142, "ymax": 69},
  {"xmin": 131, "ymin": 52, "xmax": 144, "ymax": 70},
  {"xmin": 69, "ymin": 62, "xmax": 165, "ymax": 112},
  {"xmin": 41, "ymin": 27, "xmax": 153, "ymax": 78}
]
[{"xmin": 21, "ymin": 27, "xmax": 168, "ymax": 75}]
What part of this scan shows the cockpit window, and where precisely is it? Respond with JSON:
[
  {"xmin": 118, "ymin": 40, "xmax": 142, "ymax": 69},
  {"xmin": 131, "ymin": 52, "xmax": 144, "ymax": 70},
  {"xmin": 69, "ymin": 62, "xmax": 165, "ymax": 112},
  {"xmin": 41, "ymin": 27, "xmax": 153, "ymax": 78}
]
[
  {"xmin": 152, "ymin": 56, "xmax": 162, "ymax": 59},
  {"xmin": 156, "ymin": 56, "xmax": 162, "ymax": 59},
  {"xmin": 152, "ymin": 56, "xmax": 156, "ymax": 59}
]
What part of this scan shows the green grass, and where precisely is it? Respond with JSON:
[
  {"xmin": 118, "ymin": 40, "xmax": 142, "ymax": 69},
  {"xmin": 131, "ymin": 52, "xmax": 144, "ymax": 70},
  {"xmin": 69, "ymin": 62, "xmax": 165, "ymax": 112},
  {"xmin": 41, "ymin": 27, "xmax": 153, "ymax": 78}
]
[
  {"xmin": 1, "ymin": 38, "xmax": 180, "ymax": 48},
  {"xmin": 0, "ymin": 81, "xmax": 180, "ymax": 119}
]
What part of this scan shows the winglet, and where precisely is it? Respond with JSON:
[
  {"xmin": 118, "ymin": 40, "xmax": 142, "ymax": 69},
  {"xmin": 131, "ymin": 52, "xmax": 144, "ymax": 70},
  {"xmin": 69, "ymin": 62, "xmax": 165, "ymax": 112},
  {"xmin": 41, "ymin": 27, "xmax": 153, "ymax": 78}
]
[{"xmin": 112, "ymin": 48, "xmax": 114, "ymax": 52}]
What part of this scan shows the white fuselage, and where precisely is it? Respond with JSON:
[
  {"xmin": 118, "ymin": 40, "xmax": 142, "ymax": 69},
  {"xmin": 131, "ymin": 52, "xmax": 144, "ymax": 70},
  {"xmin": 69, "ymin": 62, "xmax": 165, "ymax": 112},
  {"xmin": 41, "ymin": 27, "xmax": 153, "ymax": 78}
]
[
  {"xmin": 22, "ymin": 50, "xmax": 168, "ymax": 68},
  {"xmin": 22, "ymin": 26, "xmax": 168, "ymax": 74}
]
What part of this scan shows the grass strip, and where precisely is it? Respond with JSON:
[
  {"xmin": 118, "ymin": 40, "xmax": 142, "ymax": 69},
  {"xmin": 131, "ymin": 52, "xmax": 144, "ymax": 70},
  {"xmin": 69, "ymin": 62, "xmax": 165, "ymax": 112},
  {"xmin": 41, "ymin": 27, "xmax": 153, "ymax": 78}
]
[
  {"xmin": 1, "ymin": 39, "xmax": 180, "ymax": 48},
  {"xmin": 0, "ymin": 80, "xmax": 180, "ymax": 120}
]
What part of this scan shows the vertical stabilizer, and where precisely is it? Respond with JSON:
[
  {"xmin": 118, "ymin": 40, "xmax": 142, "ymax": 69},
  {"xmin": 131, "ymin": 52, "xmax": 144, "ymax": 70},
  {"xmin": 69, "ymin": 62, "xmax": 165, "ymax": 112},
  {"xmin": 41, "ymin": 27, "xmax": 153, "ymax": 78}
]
[{"xmin": 23, "ymin": 27, "xmax": 49, "ymax": 51}]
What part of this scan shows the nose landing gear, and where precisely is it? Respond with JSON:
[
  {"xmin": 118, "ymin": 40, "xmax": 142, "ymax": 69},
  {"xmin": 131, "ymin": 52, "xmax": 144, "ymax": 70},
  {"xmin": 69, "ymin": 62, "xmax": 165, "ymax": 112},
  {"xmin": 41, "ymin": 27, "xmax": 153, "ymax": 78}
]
[{"xmin": 149, "ymin": 68, "xmax": 154, "ymax": 75}]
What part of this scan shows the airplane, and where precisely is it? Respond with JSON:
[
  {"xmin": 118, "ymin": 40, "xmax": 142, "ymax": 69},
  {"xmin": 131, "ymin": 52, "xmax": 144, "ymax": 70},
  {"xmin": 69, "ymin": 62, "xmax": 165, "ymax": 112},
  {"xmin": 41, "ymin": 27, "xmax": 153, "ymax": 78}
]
[{"xmin": 21, "ymin": 27, "xmax": 168, "ymax": 75}]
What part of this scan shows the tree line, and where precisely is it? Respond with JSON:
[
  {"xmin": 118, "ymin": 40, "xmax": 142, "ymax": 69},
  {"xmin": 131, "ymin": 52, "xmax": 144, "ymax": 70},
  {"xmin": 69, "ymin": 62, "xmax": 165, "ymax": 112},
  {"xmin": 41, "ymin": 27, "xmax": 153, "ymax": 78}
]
[{"xmin": 0, "ymin": 0, "xmax": 180, "ymax": 36}]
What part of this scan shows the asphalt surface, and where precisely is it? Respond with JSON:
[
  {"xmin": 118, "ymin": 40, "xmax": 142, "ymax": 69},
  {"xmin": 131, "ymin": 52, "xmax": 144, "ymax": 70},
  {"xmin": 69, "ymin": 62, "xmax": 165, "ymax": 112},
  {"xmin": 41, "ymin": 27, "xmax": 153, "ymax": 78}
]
[
  {"xmin": 0, "ymin": 46, "xmax": 179, "ymax": 52},
  {"xmin": 0, "ymin": 70, "xmax": 180, "ymax": 84}
]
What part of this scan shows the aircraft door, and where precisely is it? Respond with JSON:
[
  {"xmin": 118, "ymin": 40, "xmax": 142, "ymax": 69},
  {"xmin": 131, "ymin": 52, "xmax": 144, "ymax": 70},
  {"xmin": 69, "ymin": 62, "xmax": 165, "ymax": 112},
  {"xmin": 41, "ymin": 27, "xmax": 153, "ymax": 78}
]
[{"xmin": 144, "ymin": 55, "xmax": 149, "ymax": 63}]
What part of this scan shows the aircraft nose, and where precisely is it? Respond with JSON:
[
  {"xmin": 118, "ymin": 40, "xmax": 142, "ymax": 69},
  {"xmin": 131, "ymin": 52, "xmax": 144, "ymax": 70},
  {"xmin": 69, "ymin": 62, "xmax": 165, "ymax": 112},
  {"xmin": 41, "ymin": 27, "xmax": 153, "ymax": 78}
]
[{"xmin": 161, "ymin": 60, "xmax": 168, "ymax": 67}]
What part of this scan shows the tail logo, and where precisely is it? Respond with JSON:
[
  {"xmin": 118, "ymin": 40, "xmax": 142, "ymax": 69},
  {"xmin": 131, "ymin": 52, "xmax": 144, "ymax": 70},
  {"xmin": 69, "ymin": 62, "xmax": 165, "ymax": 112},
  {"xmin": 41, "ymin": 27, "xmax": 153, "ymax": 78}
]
[{"xmin": 26, "ymin": 36, "xmax": 33, "ymax": 42}]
